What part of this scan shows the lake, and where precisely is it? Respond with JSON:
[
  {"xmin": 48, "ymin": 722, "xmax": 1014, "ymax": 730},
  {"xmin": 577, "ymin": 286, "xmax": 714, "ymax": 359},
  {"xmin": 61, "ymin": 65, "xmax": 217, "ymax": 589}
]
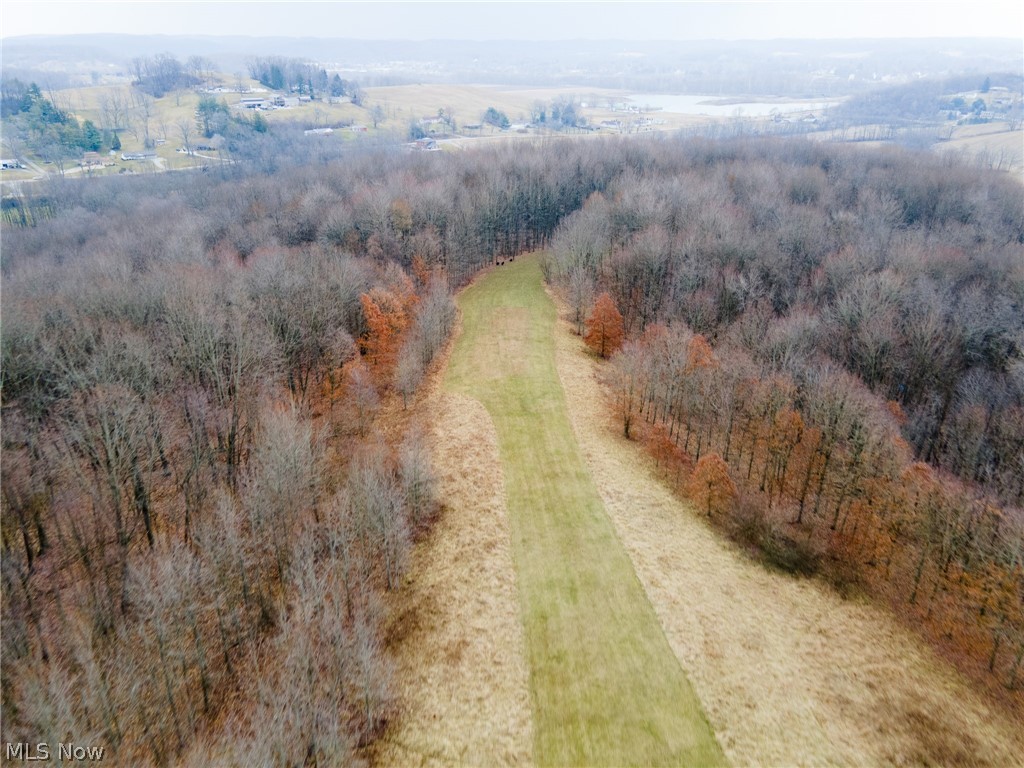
[{"xmin": 626, "ymin": 94, "xmax": 840, "ymax": 117}]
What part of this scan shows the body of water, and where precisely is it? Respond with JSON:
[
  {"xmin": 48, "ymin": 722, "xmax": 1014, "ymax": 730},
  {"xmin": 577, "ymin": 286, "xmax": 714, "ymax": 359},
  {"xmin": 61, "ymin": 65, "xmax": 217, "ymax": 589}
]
[{"xmin": 626, "ymin": 94, "xmax": 839, "ymax": 117}]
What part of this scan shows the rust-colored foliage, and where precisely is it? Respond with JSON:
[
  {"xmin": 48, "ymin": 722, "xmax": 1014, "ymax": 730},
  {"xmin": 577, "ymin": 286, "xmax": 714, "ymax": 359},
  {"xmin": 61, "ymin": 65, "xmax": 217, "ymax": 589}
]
[
  {"xmin": 359, "ymin": 289, "xmax": 408, "ymax": 376},
  {"xmin": 585, "ymin": 292, "xmax": 625, "ymax": 359},
  {"xmin": 610, "ymin": 319, "xmax": 1024, "ymax": 703},
  {"xmin": 650, "ymin": 422, "xmax": 692, "ymax": 488},
  {"xmin": 686, "ymin": 453, "xmax": 737, "ymax": 518},
  {"xmin": 390, "ymin": 198, "xmax": 413, "ymax": 236},
  {"xmin": 411, "ymin": 254, "xmax": 432, "ymax": 287},
  {"xmin": 886, "ymin": 399, "xmax": 908, "ymax": 426},
  {"xmin": 685, "ymin": 333, "xmax": 717, "ymax": 372}
]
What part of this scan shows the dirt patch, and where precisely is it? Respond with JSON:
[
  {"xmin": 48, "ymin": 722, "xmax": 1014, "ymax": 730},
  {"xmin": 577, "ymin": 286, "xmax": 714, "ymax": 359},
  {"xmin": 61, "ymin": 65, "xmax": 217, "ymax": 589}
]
[
  {"xmin": 373, "ymin": 390, "xmax": 533, "ymax": 767},
  {"xmin": 551, "ymin": 301, "xmax": 1024, "ymax": 767}
]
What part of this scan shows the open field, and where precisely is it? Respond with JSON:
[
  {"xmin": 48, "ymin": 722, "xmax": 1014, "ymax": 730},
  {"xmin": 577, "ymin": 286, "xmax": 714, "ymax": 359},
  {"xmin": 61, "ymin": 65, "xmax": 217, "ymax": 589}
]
[
  {"xmin": 437, "ymin": 256, "xmax": 724, "ymax": 766},
  {"xmin": 934, "ymin": 121, "xmax": 1024, "ymax": 173},
  {"xmin": 365, "ymin": 83, "xmax": 715, "ymax": 134},
  {"xmin": 366, "ymin": 83, "xmax": 541, "ymax": 127},
  {"xmin": 808, "ymin": 120, "xmax": 1024, "ymax": 178},
  {"xmin": 550, "ymin": 289, "xmax": 1024, "ymax": 766}
]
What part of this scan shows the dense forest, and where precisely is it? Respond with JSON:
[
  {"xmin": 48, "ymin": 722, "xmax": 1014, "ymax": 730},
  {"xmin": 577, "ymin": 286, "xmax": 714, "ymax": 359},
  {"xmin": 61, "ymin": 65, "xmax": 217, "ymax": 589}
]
[
  {"xmin": 0, "ymin": 137, "xmax": 623, "ymax": 763},
  {"xmin": 543, "ymin": 138, "xmax": 1024, "ymax": 704},
  {"xmin": 2, "ymin": 133, "xmax": 1022, "ymax": 762}
]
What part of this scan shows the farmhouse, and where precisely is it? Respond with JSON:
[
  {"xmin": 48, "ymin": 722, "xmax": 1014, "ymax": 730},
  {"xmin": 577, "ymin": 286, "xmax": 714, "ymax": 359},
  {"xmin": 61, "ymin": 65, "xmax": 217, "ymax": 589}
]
[
  {"xmin": 1, "ymin": 159, "xmax": 23, "ymax": 169},
  {"xmin": 410, "ymin": 138, "xmax": 439, "ymax": 151}
]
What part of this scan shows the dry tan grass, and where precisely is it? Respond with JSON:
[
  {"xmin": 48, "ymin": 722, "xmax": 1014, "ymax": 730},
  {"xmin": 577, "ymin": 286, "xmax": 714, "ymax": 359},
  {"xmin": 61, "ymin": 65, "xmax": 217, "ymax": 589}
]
[
  {"xmin": 364, "ymin": 83, "xmax": 540, "ymax": 132},
  {"xmin": 364, "ymin": 82, "xmax": 712, "ymax": 136},
  {"xmin": 550, "ymin": 295, "xmax": 1024, "ymax": 767},
  {"xmin": 373, "ymin": 387, "xmax": 533, "ymax": 768},
  {"xmin": 935, "ymin": 123, "xmax": 1024, "ymax": 176}
]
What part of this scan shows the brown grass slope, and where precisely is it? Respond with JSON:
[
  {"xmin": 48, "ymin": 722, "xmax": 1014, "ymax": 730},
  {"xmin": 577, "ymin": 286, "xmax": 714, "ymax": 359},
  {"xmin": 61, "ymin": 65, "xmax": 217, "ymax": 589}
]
[{"xmin": 373, "ymin": 346, "xmax": 534, "ymax": 764}]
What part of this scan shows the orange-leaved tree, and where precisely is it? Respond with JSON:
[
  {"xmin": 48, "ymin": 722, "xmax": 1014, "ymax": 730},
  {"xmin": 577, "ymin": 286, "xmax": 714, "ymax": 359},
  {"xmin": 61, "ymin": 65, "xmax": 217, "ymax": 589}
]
[
  {"xmin": 411, "ymin": 254, "xmax": 433, "ymax": 287},
  {"xmin": 686, "ymin": 452, "xmax": 737, "ymax": 518},
  {"xmin": 585, "ymin": 291, "xmax": 625, "ymax": 359},
  {"xmin": 685, "ymin": 333, "xmax": 717, "ymax": 372},
  {"xmin": 359, "ymin": 288, "xmax": 408, "ymax": 377}
]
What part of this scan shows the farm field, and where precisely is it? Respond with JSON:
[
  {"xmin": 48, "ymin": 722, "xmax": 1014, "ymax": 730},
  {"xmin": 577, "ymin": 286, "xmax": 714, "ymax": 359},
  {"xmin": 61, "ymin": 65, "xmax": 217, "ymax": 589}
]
[
  {"xmin": 934, "ymin": 121, "xmax": 1024, "ymax": 173},
  {"xmin": 0, "ymin": 77, "xmax": 731, "ymax": 188},
  {"xmin": 0, "ymin": 76, "xmax": 370, "ymax": 183},
  {"xmin": 6, "ymin": 74, "xmax": 1020, "ymax": 185},
  {"xmin": 364, "ymin": 83, "xmax": 710, "ymax": 131}
]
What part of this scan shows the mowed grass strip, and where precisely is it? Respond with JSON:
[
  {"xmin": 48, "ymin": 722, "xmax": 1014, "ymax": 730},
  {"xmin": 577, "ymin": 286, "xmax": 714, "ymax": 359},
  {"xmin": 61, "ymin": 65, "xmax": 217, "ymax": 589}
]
[{"xmin": 445, "ymin": 255, "xmax": 725, "ymax": 767}]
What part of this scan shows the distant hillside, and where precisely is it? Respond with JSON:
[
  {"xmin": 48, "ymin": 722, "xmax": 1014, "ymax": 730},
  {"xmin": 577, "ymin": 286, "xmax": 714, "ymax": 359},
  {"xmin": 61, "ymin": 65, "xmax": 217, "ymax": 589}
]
[
  {"xmin": 3, "ymin": 35, "xmax": 1022, "ymax": 95},
  {"xmin": 832, "ymin": 72, "xmax": 1024, "ymax": 126}
]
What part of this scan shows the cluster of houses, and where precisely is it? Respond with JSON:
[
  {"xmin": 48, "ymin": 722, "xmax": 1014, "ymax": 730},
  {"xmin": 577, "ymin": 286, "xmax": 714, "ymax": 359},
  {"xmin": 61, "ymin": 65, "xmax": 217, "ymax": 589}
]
[
  {"xmin": 596, "ymin": 117, "xmax": 661, "ymax": 133},
  {"xmin": 238, "ymin": 94, "xmax": 354, "ymax": 111},
  {"xmin": 239, "ymin": 95, "xmax": 288, "ymax": 110},
  {"xmin": 303, "ymin": 125, "xmax": 367, "ymax": 137},
  {"xmin": 945, "ymin": 86, "xmax": 1020, "ymax": 123}
]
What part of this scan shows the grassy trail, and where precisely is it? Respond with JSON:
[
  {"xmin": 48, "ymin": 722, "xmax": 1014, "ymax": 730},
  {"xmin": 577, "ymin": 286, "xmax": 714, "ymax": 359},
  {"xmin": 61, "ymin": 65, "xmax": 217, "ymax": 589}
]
[{"xmin": 444, "ymin": 255, "xmax": 725, "ymax": 767}]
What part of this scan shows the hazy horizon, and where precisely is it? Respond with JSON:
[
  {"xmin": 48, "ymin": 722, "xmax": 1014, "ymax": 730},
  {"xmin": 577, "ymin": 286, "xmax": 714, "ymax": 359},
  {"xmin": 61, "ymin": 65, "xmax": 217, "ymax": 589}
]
[{"xmin": 3, "ymin": 1, "xmax": 1022, "ymax": 41}]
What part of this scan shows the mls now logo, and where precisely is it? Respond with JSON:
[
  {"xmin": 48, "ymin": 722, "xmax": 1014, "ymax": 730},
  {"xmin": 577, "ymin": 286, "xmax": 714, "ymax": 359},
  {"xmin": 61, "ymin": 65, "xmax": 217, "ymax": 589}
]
[{"xmin": 5, "ymin": 742, "xmax": 105, "ymax": 761}]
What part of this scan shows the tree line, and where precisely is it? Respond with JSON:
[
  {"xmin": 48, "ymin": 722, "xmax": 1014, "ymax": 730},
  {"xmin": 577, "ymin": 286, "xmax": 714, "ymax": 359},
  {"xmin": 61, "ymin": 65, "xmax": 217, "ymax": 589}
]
[
  {"xmin": 2, "ymin": 82, "xmax": 107, "ymax": 168},
  {"xmin": 246, "ymin": 56, "xmax": 362, "ymax": 104}
]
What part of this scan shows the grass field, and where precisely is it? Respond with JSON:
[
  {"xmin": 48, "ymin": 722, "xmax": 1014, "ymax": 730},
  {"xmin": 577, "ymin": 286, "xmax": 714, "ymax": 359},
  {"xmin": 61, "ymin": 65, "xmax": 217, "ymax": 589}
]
[
  {"xmin": 935, "ymin": 121, "xmax": 1024, "ymax": 174},
  {"xmin": 444, "ymin": 255, "xmax": 725, "ymax": 767}
]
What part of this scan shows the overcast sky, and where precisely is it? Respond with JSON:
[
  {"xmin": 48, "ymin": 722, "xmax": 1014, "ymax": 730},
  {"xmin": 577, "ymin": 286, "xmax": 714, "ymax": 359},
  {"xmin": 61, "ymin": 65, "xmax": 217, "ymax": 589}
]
[{"xmin": 2, "ymin": 1, "xmax": 1022, "ymax": 40}]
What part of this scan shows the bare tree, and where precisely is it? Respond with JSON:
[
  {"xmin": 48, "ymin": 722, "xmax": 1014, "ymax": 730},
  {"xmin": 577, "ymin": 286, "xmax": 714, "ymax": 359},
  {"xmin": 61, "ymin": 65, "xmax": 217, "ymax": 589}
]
[
  {"xmin": 347, "ymin": 443, "xmax": 410, "ymax": 591},
  {"xmin": 176, "ymin": 118, "xmax": 195, "ymax": 156},
  {"xmin": 398, "ymin": 428, "xmax": 438, "ymax": 534},
  {"xmin": 393, "ymin": 346, "xmax": 422, "ymax": 410},
  {"xmin": 243, "ymin": 405, "xmax": 323, "ymax": 591}
]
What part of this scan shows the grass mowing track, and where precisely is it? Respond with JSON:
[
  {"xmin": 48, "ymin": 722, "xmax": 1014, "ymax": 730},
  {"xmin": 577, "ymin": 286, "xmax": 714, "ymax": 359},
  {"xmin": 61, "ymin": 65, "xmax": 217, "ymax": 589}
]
[{"xmin": 444, "ymin": 254, "xmax": 725, "ymax": 767}]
